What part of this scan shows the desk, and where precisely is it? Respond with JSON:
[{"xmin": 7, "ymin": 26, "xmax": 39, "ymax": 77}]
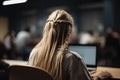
[
  {"xmin": 3, "ymin": 59, "xmax": 120, "ymax": 79},
  {"xmin": 92, "ymin": 67, "xmax": 120, "ymax": 79},
  {"xmin": 3, "ymin": 59, "xmax": 27, "ymax": 66}
]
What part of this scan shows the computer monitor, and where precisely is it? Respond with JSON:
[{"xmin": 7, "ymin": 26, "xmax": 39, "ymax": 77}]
[{"xmin": 69, "ymin": 44, "xmax": 97, "ymax": 67}]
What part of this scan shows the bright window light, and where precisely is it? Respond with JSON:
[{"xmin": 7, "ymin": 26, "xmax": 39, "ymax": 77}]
[{"xmin": 3, "ymin": 0, "xmax": 27, "ymax": 6}]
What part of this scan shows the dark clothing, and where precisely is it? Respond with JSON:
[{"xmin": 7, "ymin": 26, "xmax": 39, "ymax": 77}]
[{"xmin": 62, "ymin": 51, "xmax": 92, "ymax": 80}]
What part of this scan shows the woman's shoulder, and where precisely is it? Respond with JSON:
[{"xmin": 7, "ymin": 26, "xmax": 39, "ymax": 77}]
[{"xmin": 64, "ymin": 50, "xmax": 82, "ymax": 60}]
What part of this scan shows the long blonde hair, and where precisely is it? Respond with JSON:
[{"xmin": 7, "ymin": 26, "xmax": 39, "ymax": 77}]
[{"xmin": 28, "ymin": 10, "xmax": 74, "ymax": 80}]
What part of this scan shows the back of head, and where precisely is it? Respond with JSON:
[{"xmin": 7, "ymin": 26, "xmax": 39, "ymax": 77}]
[
  {"xmin": 47, "ymin": 10, "xmax": 73, "ymax": 24},
  {"xmin": 43, "ymin": 10, "xmax": 73, "ymax": 46},
  {"xmin": 29, "ymin": 10, "xmax": 74, "ymax": 80}
]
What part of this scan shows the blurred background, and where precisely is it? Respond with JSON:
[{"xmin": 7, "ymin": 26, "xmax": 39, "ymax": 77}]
[{"xmin": 0, "ymin": 0, "xmax": 120, "ymax": 68}]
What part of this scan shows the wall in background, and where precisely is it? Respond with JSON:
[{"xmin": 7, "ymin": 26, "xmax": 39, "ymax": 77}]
[{"xmin": 0, "ymin": 16, "xmax": 8, "ymax": 42}]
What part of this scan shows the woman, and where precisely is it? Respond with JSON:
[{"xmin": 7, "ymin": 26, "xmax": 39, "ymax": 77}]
[{"xmin": 28, "ymin": 10, "xmax": 111, "ymax": 80}]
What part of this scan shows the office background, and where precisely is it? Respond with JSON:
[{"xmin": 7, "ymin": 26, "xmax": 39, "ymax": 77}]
[{"xmin": 0, "ymin": 0, "xmax": 120, "ymax": 67}]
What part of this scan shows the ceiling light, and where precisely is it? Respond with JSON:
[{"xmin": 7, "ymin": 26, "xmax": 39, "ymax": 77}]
[{"xmin": 3, "ymin": 0, "xmax": 27, "ymax": 6}]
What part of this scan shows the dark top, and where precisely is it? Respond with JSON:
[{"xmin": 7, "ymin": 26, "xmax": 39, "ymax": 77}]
[{"xmin": 62, "ymin": 51, "xmax": 92, "ymax": 80}]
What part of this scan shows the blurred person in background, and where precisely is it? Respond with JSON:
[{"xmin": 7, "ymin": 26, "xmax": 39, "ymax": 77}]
[
  {"xmin": 102, "ymin": 28, "xmax": 120, "ymax": 67},
  {"xmin": 15, "ymin": 27, "xmax": 32, "ymax": 60},
  {"xmin": 28, "ymin": 10, "xmax": 111, "ymax": 80},
  {"xmin": 0, "ymin": 42, "xmax": 9, "ymax": 80},
  {"xmin": 3, "ymin": 31, "xmax": 16, "ymax": 59},
  {"xmin": 79, "ymin": 31, "xmax": 95, "ymax": 44},
  {"xmin": 0, "ymin": 42, "xmax": 5, "ymax": 59}
]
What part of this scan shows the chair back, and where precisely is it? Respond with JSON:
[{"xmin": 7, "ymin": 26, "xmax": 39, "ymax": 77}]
[{"xmin": 9, "ymin": 65, "xmax": 53, "ymax": 80}]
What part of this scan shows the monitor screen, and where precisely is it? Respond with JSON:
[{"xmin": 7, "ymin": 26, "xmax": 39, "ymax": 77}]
[{"xmin": 69, "ymin": 45, "xmax": 97, "ymax": 67}]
